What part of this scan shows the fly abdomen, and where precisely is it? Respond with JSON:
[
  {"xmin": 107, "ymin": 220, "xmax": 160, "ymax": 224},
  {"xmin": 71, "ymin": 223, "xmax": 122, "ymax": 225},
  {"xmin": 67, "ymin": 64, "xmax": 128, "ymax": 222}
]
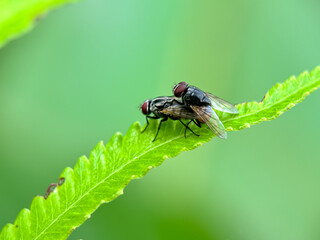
[{"xmin": 183, "ymin": 86, "xmax": 210, "ymax": 106}]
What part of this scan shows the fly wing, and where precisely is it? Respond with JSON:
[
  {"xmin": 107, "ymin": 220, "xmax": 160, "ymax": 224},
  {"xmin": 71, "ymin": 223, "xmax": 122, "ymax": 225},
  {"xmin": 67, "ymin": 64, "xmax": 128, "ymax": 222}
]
[
  {"xmin": 190, "ymin": 105, "xmax": 227, "ymax": 139},
  {"xmin": 205, "ymin": 93, "xmax": 239, "ymax": 114},
  {"xmin": 160, "ymin": 104, "xmax": 199, "ymax": 119}
]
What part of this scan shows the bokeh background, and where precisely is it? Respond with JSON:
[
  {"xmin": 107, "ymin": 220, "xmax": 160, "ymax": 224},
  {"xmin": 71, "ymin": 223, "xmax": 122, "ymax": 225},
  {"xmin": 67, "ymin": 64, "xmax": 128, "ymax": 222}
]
[{"xmin": 1, "ymin": 0, "xmax": 320, "ymax": 239}]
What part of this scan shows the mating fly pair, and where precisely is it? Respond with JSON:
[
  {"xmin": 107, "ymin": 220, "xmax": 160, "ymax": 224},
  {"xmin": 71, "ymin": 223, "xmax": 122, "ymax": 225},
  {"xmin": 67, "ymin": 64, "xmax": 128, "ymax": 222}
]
[{"xmin": 140, "ymin": 82, "xmax": 239, "ymax": 142}]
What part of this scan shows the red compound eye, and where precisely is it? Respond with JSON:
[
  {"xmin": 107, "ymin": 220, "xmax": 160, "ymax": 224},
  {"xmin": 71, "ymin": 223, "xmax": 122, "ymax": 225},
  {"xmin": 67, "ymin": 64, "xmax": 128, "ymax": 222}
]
[
  {"xmin": 141, "ymin": 101, "xmax": 149, "ymax": 115},
  {"xmin": 173, "ymin": 81, "xmax": 188, "ymax": 97}
]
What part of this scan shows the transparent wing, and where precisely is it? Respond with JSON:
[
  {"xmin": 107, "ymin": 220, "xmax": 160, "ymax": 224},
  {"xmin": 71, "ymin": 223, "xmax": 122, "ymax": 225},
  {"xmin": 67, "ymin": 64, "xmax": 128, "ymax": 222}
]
[
  {"xmin": 205, "ymin": 93, "xmax": 239, "ymax": 114},
  {"xmin": 190, "ymin": 105, "xmax": 227, "ymax": 139},
  {"xmin": 160, "ymin": 104, "xmax": 199, "ymax": 119}
]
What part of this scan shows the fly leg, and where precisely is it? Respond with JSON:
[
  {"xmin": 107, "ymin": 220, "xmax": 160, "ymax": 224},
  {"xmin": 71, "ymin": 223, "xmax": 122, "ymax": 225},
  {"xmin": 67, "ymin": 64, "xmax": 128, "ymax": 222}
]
[
  {"xmin": 184, "ymin": 119, "xmax": 202, "ymax": 137},
  {"xmin": 142, "ymin": 116, "xmax": 159, "ymax": 133},
  {"xmin": 184, "ymin": 120, "xmax": 192, "ymax": 138},
  {"xmin": 179, "ymin": 119, "xmax": 200, "ymax": 138},
  {"xmin": 193, "ymin": 119, "xmax": 202, "ymax": 128},
  {"xmin": 152, "ymin": 117, "xmax": 167, "ymax": 142}
]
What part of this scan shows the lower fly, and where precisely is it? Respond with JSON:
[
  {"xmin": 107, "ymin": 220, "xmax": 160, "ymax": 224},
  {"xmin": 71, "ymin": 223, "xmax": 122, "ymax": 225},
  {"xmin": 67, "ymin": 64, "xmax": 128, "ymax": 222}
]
[{"xmin": 140, "ymin": 96, "xmax": 201, "ymax": 142}]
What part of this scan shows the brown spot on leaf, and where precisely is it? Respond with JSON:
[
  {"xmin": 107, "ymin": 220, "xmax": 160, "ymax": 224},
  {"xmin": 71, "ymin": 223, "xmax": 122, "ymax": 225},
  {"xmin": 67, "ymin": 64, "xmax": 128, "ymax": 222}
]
[
  {"xmin": 58, "ymin": 177, "xmax": 65, "ymax": 186},
  {"xmin": 44, "ymin": 183, "xmax": 58, "ymax": 199}
]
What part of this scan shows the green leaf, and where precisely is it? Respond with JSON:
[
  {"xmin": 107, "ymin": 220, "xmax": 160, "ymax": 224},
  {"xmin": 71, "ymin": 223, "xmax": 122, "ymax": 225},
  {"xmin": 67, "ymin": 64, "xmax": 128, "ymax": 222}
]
[
  {"xmin": 220, "ymin": 67, "xmax": 320, "ymax": 131},
  {"xmin": 0, "ymin": 0, "xmax": 77, "ymax": 48},
  {"xmin": 1, "ymin": 67, "xmax": 320, "ymax": 240}
]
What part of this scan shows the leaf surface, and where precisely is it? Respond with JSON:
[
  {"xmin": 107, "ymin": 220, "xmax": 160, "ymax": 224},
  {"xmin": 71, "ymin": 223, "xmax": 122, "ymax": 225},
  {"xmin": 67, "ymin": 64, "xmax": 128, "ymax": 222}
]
[{"xmin": 1, "ymin": 67, "xmax": 319, "ymax": 239}]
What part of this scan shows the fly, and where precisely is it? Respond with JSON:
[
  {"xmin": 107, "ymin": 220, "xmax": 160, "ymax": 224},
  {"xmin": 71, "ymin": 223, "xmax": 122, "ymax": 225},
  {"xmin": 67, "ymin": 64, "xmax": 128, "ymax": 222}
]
[
  {"xmin": 173, "ymin": 82, "xmax": 239, "ymax": 139},
  {"xmin": 140, "ymin": 96, "xmax": 202, "ymax": 142}
]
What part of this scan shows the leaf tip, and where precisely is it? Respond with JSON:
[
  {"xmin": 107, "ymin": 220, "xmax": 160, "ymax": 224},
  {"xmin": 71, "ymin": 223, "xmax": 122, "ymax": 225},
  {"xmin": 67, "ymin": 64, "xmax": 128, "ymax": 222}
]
[
  {"xmin": 226, "ymin": 126, "xmax": 234, "ymax": 131},
  {"xmin": 116, "ymin": 189, "xmax": 124, "ymax": 196},
  {"xmin": 311, "ymin": 66, "xmax": 320, "ymax": 75},
  {"xmin": 300, "ymin": 71, "xmax": 309, "ymax": 77},
  {"xmin": 60, "ymin": 167, "xmax": 74, "ymax": 179},
  {"xmin": 277, "ymin": 110, "xmax": 284, "ymax": 115},
  {"xmin": 287, "ymin": 102, "xmax": 296, "ymax": 108},
  {"xmin": 132, "ymin": 121, "xmax": 142, "ymax": 129},
  {"xmin": 163, "ymin": 155, "xmax": 169, "ymax": 160},
  {"xmin": 109, "ymin": 131, "xmax": 124, "ymax": 145},
  {"xmin": 98, "ymin": 141, "xmax": 105, "ymax": 148},
  {"xmin": 0, "ymin": 223, "xmax": 15, "ymax": 238}
]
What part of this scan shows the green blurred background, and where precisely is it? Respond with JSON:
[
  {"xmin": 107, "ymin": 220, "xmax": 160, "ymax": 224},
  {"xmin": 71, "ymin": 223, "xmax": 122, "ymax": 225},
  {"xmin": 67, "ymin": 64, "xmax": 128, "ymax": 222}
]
[{"xmin": 1, "ymin": 0, "xmax": 320, "ymax": 239}]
